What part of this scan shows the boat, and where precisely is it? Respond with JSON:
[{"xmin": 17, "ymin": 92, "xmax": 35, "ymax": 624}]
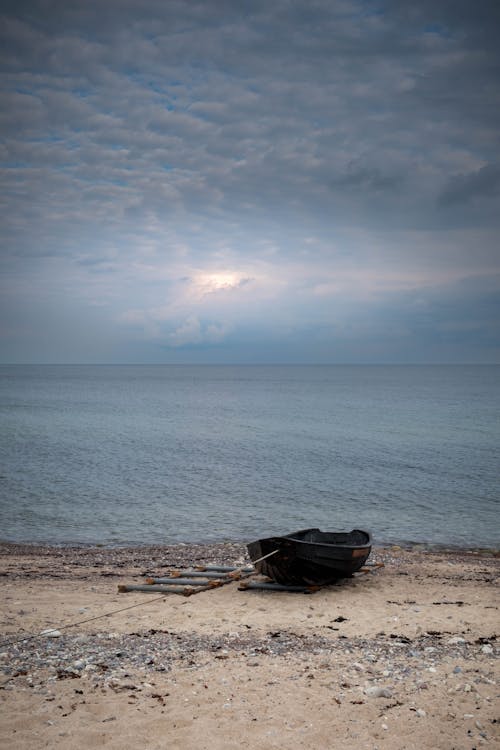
[{"xmin": 247, "ymin": 527, "xmax": 372, "ymax": 585}]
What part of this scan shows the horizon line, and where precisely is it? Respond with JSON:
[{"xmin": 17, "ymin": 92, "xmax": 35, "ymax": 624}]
[{"xmin": 1, "ymin": 362, "xmax": 498, "ymax": 367}]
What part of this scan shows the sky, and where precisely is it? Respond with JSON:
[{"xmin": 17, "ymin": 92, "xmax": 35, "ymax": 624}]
[{"xmin": 1, "ymin": 0, "xmax": 499, "ymax": 364}]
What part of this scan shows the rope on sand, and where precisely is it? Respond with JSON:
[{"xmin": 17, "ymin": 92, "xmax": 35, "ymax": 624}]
[
  {"xmin": 0, "ymin": 550, "xmax": 279, "ymax": 653},
  {"xmin": 0, "ymin": 593, "xmax": 174, "ymax": 652}
]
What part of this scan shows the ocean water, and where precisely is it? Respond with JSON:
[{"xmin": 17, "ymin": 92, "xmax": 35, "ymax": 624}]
[{"xmin": 0, "ymin": 365, "xmax": 498, "ymax": 548}]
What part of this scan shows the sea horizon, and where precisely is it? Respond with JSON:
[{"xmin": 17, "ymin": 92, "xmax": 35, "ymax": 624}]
[{"xmin": 1, "ymin": 362, "xmax": 498, "ymax": 367}]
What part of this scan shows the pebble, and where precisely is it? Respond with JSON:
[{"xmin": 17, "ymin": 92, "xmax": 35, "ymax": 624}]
[
  {"xmin": 447, "ymin": 637, "xmax": 466, "ymax": 645},
  {"xmin": 481, "ymin": 644, "xmax": 493, "ymax": 655},
  {"xmin": 415, "ymin": 709, "xmax": 426, "ymax": 718},
  {"xmin": 40, "ymin": 629, "xmax": 62, "ymax": 638},
  {"xmin": 416, "ymin": 681, "xmax": 429, "ymax": 690},
  {"xmin": 365, "ymin": 686, "xmax": 393, "ymax": 699},
  {"xmin": 108, "ymin": 679, "xmax": 139, "ymax": 692},
  {"xmin": 1, "ymin": 625, "xmax": 490, "ymax": 695},
  {"xmin": 74, "ymin": 635, "xmax": 89, "ymax": 644}
]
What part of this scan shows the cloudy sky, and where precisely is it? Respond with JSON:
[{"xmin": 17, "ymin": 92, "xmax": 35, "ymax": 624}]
[{"xmin": 1, "ymin": 0, "xmax": 499, "ymax": 364}]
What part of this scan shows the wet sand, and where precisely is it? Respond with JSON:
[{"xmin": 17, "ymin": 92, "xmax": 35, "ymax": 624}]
[{"xmin": 0, "ymin": 542, "xmax": 498, "ymax": 749}]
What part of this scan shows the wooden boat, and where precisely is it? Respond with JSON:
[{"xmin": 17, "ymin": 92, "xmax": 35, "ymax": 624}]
[{"xmin": 247, "ymin": 528, "xmax": 372, "ymax": 585}]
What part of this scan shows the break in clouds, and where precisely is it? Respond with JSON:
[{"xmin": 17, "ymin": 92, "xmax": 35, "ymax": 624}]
[{"xmin": 1, "ymin": 0, "xmax": 499, "ymax": 362}]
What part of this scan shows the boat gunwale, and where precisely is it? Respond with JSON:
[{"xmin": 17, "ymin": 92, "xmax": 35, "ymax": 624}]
[{"xmin": 276, "ymin": 528, "xmax": 372, "ymax": 552}]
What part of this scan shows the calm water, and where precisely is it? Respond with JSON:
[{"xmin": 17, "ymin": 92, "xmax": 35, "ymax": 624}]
[{"xmin": 0, "ymin": 365, "xmax": 498, "ymax": 548}]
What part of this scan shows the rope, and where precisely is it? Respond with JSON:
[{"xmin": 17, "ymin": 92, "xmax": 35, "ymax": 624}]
[
  {"xmin": 0, "ymin": 550, "xmax": 279, "ymax": 652},
  {"xmin": 249, "ymin": 548, "xmax": 279, "ymax": 564},
  {"xmin": 0, "ymin": 594, "xmax": 171, "ymax": 651},
  {"xmin": 232, "ymin": 547, "xmax": 279, "ymax": 572}
]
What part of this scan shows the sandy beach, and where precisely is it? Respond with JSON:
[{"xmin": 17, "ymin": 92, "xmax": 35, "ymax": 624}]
[{"xmin": 0, "ymin": 541, "xmax": 498, "ymax": 749}]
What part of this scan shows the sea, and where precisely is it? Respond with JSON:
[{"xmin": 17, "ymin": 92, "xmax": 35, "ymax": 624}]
[{"xmin": 0, "ymin": 365, "xmax": 498, "ymax": 549}]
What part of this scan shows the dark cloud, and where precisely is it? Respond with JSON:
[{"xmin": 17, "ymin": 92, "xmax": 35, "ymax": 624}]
[{"xmin": 440, "ymin": 163, "xmax": 500, "ymax": 206}]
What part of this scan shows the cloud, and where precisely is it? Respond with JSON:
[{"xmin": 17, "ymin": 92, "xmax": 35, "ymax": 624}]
[
  {"xmin": 439, "ymin": 163, "xmax": 500, "ymax": 206},
  {"xmin": 165, "ymin": 316, "xmax": 231, "ymax": 347},
  {"xmin": 0, "ymin": 0, "xmax": 499, "ymax": 362},
  {"xmin": 166, "ymin": 316, "xmax": 203, "ymax": 347}
]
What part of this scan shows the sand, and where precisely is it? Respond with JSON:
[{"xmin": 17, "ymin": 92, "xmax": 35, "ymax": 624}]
[{"xmin": 0, "ymin": 541, "xmax": 498, "ymax": 749}]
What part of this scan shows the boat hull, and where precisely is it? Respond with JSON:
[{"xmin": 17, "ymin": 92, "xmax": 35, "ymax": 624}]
[{"xmin": 247, "ymin": 528, "xmax": 372, "ymax": 585}]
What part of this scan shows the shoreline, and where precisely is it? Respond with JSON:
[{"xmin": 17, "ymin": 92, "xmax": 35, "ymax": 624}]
[
  {"xmin": 0, "ymin": 532, "xmax": 500, "ymax": 551},
  {"xmin": 2, "ymin": 538, "xmax": 499, "ymax": 555},
  {"xmin": 0, "ymin": 541, "xmax": 498, "ymax": 748}
]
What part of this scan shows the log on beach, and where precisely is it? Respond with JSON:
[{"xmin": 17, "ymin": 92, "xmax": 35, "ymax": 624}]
[{"xmin": 118, "ymin": 582, "xmax": 220, "ymax": 595}]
